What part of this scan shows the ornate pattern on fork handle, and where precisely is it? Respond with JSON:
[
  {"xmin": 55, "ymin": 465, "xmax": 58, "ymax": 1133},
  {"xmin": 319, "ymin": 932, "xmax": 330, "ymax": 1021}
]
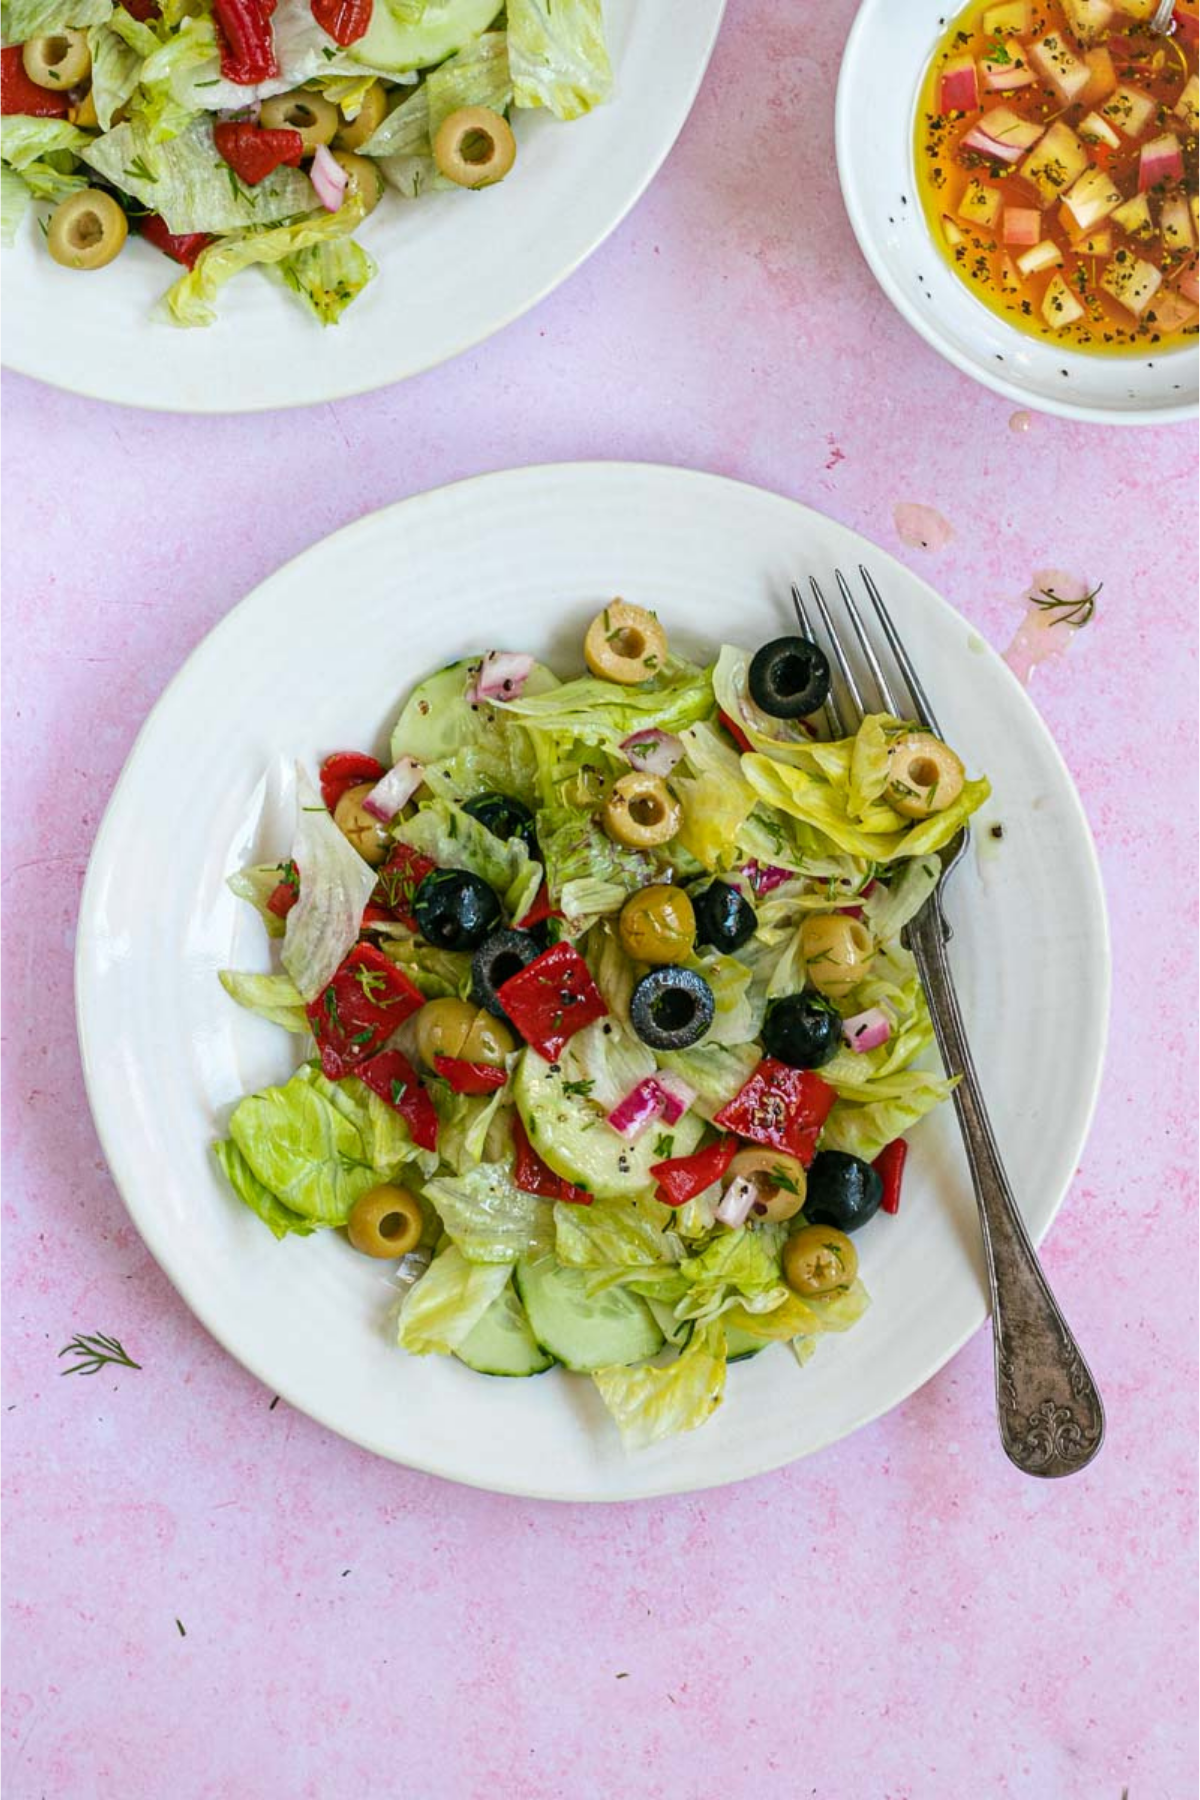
[{"xmin": 906, "ymin": 899, "xmax": 1105, "ymax": 1478}]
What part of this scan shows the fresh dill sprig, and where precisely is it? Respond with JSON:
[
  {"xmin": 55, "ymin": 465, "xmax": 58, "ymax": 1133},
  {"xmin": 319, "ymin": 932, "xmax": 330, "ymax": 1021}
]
[
  {"xmin": 58, "ymin": 1331, "xmax": 141, "ymax": 1377},
  {"xmin": 1031, "ymin": 581, "xmax": 1102, "ymax": 629}
]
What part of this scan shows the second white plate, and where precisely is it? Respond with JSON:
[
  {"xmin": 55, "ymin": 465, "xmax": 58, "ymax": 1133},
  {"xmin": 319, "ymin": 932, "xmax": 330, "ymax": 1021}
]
[{"xmin": 76, "ymin": 462, "xmax": 1110, "ymax": 1499}]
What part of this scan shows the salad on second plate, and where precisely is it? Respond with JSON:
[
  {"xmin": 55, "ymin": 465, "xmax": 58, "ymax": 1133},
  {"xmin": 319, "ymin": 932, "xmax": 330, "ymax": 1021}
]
[
  {"xmin": 0, "ymin": 0, "xmax": 609, "ymax": 325},
  {"xmin": 214, "ymin": 601, "xmax": 990, "ymax": 1449}
]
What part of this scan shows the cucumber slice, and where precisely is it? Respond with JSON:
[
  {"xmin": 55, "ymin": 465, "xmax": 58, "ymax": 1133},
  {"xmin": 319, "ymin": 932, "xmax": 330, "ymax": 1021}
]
[
  {"xmin": 515, "ymin": 1257, "xmax": 664, "ymax": 1373},
  {"xmin": 454, "ymin": 1276, "xmax": 555, "ymax": 1377},
  {"xmin": 352, "ymin": 0, "xmax": 504, "ymax": 73},
  {"xmin": 513, "ymin": 1052, "xmax": 705, "ymax": 1199},
  {"xmin": 723, "ymin": 1320, "xmax": 769, "ymax": 1363},
  {"xmin": 390, "ymin": 655, "xmax": 559, "ymax": 766}
]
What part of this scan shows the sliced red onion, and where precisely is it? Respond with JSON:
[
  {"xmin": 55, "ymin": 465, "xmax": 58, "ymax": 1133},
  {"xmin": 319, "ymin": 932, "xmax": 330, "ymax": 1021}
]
[
  {"xmin": 961, "ymin": 123, "xmax": 1025, "ymax": 164},
  {"xmin": 743, "ymin": 860, "xmax": 792, "ymax": 896},
  {"xmin": 655, "ymin": 1072, "xmax": 696, "ymax": 1125},
  {"xmin": 469, "ymin": 651, "xmax": 535, "ymax": 705},
  {"xmin": 607, "ymin": 1077, "xmax": 667, "ymax": 1142},
  {"xmin": 620, "ymin": 728, "xmax": 684, "ymax": 777},
  {"xmin": 841, "ymin": 1007, "xmax": 891, "ymax": 1054},
  {"xmin": 310, "ymin": 143, "xmax": 348, "ymax": 212},
  {"xmin": 715, "ymin": 1176, "xmax": 757, "ymax": 1228},
  {"xmin": 362, "ymin": 756, "xmax": 423, "ymax": 824}
]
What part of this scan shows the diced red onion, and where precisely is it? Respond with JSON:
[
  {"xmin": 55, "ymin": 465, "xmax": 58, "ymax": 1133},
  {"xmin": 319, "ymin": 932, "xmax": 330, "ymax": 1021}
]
[
  {"xmin": 939, "ymin": 55, "xmax": 979, "ymax": 113},
  {"xmin": 1139, "ymin": 133, "xmax": 1183, "ymax": 193},
  {"xmin": 310, "ymin": 144, "xmax": 347, "ymax": 212},
  {"xmin": 362, "ymin": 756, "xmax": 423, "ymax": 824},
  {"xmin": 620, "ymin": 728, "xmax": 684, "ymax": 777},
  {"xmin": 715, "ymin": 1176, "xmax": 757, "ymax": 1228},
  {"xmin": 607, "ymin": 1077, "xmax": 667, "ymax": 1142},
  {"xmin": 469, "ymin": 651, "xmax": 535, "ymax": 705},
  {"xmin": 655, "ymin": 1072, "xmax": 696, "ymax": 1125},
  {"xmin": 743, "ymin": 860, "xmax": 791, "ymax": 896},
  {"xmin": 841, "ymin": 1007, "xmax": 891, "ymax": 1054},
  {"xmin": 961, "ymin": 123, "xmax": 1025, "ymax": 164}
]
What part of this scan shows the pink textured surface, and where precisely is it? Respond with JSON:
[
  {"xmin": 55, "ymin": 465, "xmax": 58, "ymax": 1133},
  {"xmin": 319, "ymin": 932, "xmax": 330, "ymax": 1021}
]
[{"xmin": 2, "ymin": 1, "xmax": 1197, "ymax": 1794}]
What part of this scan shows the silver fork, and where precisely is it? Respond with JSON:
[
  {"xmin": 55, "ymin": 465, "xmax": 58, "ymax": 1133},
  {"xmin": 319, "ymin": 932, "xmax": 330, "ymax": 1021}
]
[
  {"xmin": 792, "ymin": 569, "xmax": 1105, "ymax": 1479},
  {"xmin": 1150, "ymin": 0, "xmax": 1175, "ymax": 34}
]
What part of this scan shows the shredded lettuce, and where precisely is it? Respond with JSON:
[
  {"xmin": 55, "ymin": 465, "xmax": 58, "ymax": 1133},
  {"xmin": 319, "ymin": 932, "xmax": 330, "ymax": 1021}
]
[
  {"xmin": 268, "ymin": 233, "xmax": 377, "ymax": 325},
  {"xmin": 0, "ymin": 162, "xmax": 30, "ymax": 244},
  {"xmin": 424, "ymin": 29, "xmax": 510, "ymax": 141},
  {"xmin": 227, "ymin": 862, "xmax": 290, "ymax": 939},
  {"xmin": 593, "ymin": 1319, "xmax": 725, "ymax": 1450},
  {"xmin": 212, "ymin": 1138, "xmax": 317, "ymax": 1240},
  {"xmin": 227, "ymin": 1068, "xmax": 385, "ymax": 1225},
  {"xmin": 554, "ymin": 1193, "xmax": 679, "ymax": 1271},
  {"xmin": 218, "ymin": 970, "xmax": 312, "ymax": 1033},
  {"xmin": 281, "ymin": 764, "xmax": 378, "ymax": 1002},
  {"xmin": 164, "ymin": 196, "xmax": 370, "ymax": 325},
  {"xmin": 424, "ymin": 1159, "xmax": 553, "ymax": 1264},
  {"xmin": 83, "ymin": 117, "xmax": 315, "ymax": 234},
  {"xmin": 723, "ymin": 1276, "xmax": 871, "ymax": 1342},
  {"xmin": 397, "ymin": 1246, "xmax": 510, "ymax": 1355},
  {"xmin": 87, "ymin": 21, "xmax": 145, "ymax": 133},
  {"xmin": 673, "ymin": 720, "xmax": 758, "ymax": 872},
  {"xmin": 2, "ymin": 0, "xmax": 111, "ymax": 40},
  {"xmin": 502, "ymin": 657, "xmax": 714, "ymax": 753},
  {"xmin": 389, "ymin": 656, "xmax": 558, "ymax": 807},
  {"xmin": 742, "ymin": 743, "xmax": 989, "ymax": 863},
  {"xmin": 394, "ymin": 796, "xmax": 543, "ymax": 921},
  {"xmin": 508, "ymin": 0, "xmax": 612, "ymax": 121}
]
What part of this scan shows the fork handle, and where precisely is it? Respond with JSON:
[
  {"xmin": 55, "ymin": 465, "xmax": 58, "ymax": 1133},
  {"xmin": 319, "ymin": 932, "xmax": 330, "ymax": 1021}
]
[{"xmin": 905, "ymin": 902, "xmax": 1105, "ymax": 1478}]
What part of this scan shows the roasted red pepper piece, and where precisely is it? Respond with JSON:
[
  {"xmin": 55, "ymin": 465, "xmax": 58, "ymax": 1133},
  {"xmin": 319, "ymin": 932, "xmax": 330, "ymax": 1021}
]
[
  {"xmin": 266, "ymin": 858, "xmax": 300, "ymax": 919},
  {"xmin": 517, "ymin": 882, "xmax": 560, "ymax": 930},
  {"xmin": 512, "ymin": 1117, "xmax": 591, "ymax": 1205},
  {"xmin": 138, "ymin": 212, "xmax": 212, "ymax": 268},
  {"xmin": 121, "ymin": 0, "xmax": 162, "ymax": 18},
  {"xmin": 651, "ymin": 1136, "xmax": 737, "ymax": 1208},
  {"xmin": 306, "ymin": 943, "xmax": 424, "ymax": 1078},
  {"xmin": 213, "ymin": 0, "xmax": 278, "ymax": 84},
  {"xmin": 713, "ymin": 1059, "xmax": 836, "ymax": 1167},
  {"xmin": 873, "ymin": 1138, "xmax": 908, "ymax": 1216},
  {"xmin": 310, "ymin": 0, "xmax": 372, "ymax": 45},
  {"xmin": 372, "ymin": 843, "xmax": 437, "ymax": 930},
  {"xmin": 319, "ymin": 750, "xmax": 387, "ymax": 813},
  {"xmin": 214, "ymin": 119, "xmax": 304, "ymax": 185},
  {"xmin": 2, "ymin": 46, "xmax": 71, "ymax": 115},
  {"xmin": 718, "ymin": 709, "xmax": 754, "ymax": 754},
  {"xmin": 358, "ymin": 1049, "xmax": 438, "ymax": 1151},
  {"xmin": 495, "ymin": 941, "xmax": 608, "ymax": 1062},
  {"xmin": 434, "ymin": 1055, "xmax": 508, "ymax": 1096}
]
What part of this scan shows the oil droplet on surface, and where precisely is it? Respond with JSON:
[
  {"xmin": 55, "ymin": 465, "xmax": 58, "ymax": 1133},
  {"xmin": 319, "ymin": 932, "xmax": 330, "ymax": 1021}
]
[
  {"xmin": 1003, "ymin": 568, "xmax": 1093, "ymax": 686},
  {"xmin": 893, "ymin": 502, "xmax": 954, "ymax": 552},
  {"xmin": 1009, "ymin": 410, "xmax": 1033, "ymax": 433}
]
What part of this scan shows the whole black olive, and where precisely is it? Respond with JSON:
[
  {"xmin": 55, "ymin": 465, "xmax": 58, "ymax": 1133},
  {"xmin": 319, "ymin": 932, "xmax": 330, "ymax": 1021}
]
[
  {"xmin": 803, "ymin": 1151, "xmax": 883, "ymax": 1233},
  {"xmin": 762, "ymin": 992, "xmax": 841, "ymax": 1069},
  {"xmin": 748, "ymin": 636, "xmax": 831, "ymax": 720},
  {"xmin": 462, "ymin": 793, "xmax": 538, "ymax": 857},
  {"xmin": 692, "ymin": 881, "xmax": 757, "ymax": 953},
  {"xmin": 412, "ymin": 868, "xmax": 502, "ymax": 952},
  {"xmin": 471, "ymin": 927, "xmax": 542, "ymax": 1019},
  {"xmin": 629, "ymin": 966, "xmax": 715, "ymax": 1051}
]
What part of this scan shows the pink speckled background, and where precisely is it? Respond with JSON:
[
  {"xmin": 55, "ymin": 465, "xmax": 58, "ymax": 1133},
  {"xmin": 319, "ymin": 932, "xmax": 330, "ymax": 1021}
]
[{"xmin": 3, "ymin": 2, "xmax": 1198, "ymax": 1795}]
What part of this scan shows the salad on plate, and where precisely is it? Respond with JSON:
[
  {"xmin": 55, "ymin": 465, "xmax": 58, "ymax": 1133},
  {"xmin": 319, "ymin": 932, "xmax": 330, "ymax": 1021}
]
[
  {"xmin": 0, "ymin": 0, "xmax": 610, "ymax": 325},
  {"xmin": 214, "ymin": 601, "xmax": 990, "ymax": 1449}
]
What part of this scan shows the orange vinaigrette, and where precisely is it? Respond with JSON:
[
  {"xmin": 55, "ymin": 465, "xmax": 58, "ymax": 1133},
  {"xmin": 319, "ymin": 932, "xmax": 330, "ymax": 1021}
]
[{"xmin": 915, "ymin": 0, "xmax": 1199, "ymax": 352}]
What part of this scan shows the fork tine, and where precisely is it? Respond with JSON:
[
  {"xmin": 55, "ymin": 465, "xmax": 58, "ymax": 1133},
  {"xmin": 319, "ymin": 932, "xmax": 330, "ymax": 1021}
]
[
  {"xmin": 808, "ymin": 577, "xmax": 864, "ymax": 730},
  {"xmin": 790, "ymin": 582, "xmax": 847, "ymax": 739},
  {"xmin": 835, "ymin": 569, "xmax": 905, "ymax": 716},
  {"xmin": 858, "ymin": 565, "xmax": 944, "ymax": 736}
]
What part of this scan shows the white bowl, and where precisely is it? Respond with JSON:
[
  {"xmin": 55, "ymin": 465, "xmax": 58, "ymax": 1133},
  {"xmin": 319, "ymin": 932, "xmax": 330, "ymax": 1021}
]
[{"xmin": 836, "ymin": 0, "xmax": 1199, "ymax": 426}]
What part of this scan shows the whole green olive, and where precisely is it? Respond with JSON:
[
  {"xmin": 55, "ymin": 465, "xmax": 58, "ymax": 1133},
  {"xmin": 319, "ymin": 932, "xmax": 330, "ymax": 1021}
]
[
  {"xmin": 782, "ymin": 1224, "xmax": 858, "ymax": 1295},
  {"xmin": 618, "ymin": 884, "xmax": 696, "ymax": 965},
  {"xmin": 347, "ymin": 1185, "xmax": 422, "ymax": 1258},
  {"xmin": 414, "ymin": 997, "xmax": 515, "ymax": 1068},
  {"xmin": 331, "ymin": 149, "xmax": 383, "ymax": 215},
  {"xmin": 798, "ymin": 914, "xmax": 874, "ymax": 999},
  {"xmin": 332, "ymin": 782, "xmax": 390, "ymax": 865}
]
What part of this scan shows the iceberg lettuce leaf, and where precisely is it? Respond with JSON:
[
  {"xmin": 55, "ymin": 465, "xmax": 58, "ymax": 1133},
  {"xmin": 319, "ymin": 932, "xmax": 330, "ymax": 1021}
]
[
  {"xmin": 212, "ymin": 1138, "xmax": 317, "ymax": 1240},
  {"xmin": 227, "ymin": 1068, "xmax": 382, "ymax": 1224},
  {"xmin": 593, "ymin": 1318, "xmax": 725, "ymax": 1450},
  {"xmin": 267, "ymin": 232, "xmax": 377, "ymax": 325},
  {"xmin": 424, "ymin": 28, "xmax": 510, "ymax": 140},
  {"xmin": 218, "ymin": 969, "xmax": 313, "ymax": 1033},
  {"xmin": 2, "ymin": 0, "xmax": 111, "ymax": 40},
  {"xmin": 424, "ymin": 1159, "xmax": 553, "ymax": 1264},
  {"xmin": 83, "ymin": 117, "xmax": 316, "ymax": 233},
  {"xmin": 281, "ymin": 763, "xmax": 378, "ymax": 1002},
  {"xmin": 397, "ymin": 1245, "xmax": 510, "ymax": 1355},
  {"xmin": 508, "ymin": 0, "xmax": 611, "ymax": 120},
  {"xmin": 394, "ymin": 796, "xmax": 543, "ymax": 920}
]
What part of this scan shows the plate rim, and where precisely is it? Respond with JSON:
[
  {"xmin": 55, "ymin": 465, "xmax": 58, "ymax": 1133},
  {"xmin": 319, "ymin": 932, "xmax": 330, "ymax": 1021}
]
[
  {"xmin": 835, "ymin": 0, "xmax": 1200, "ymax": 429},
  {"xmin": 3, "ymin": 3, "xmax": 727, "ymax": 414},
  {"xmin": 74, "ymin": 459, "xmax": 1113, "ymax": 1500}
]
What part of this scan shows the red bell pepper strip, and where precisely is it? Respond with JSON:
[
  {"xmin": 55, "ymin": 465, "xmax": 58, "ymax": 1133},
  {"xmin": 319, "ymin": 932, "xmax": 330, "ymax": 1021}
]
[
  {"xmin": 651, "ymin": 1136, "xmax": 737, "ymax": 1208},
  {"xmin": 718, "ymin": 709, "xmax": 754, "ymax": 754},
  {"xmin": 2, "ymin": 46, "xmax": 71, "ymax": 115},
  {"xmin": 713, "ymin": 1058, "xmax": 836, "ymax": 1167},
  {"xmin": 121, "ymin": 0, "xmax": 162, "ymax": 19},
  {"xmin": 319, "ymin": 750, "xmax": 387, "ymax": 813},
  {"xmin": 372, "ymin": 843, "xmax": 437, "ymax": 930},
  {"xmin": 495, "ymin": 942, "xmax": 608, "ymax": 1062},
  {"xmin": 358, "ymin": 1049, "xmax": 438, "ymax": 1151},
  {"xmin": 512, "ymin": 1117, "xmax": 591, "ymax": 1205},
  {"xmin": 434, "ymin": 1055, "xmax": 508, "ymax": 1096},
  {"xmin": 265, "ymin": 858, "xmax": 299, "ymax": 919},
  {"xmin": 310, "ymin": 0, "xmax": 372, "ymax": 45},
  {"xmin": 516, "ymin": 881, "xmax": 561, "ymax": 931},
  {"xmin": 138, "ymin": 213, "xmax": 212, "ymax": 269},
  {"xmin": 306, "ymin": 943, "xmax": 424, "ymax": 1078},
  {"xmin": 873, "ymin": 1138, "xmax": 908, "ymax": 1216},
  {"xmin": 213, "ymin": 0, "xmax": 278, "ymax": 84},
  {"xmin": 213, "ymin": 120, "xmax": 304, "ymax": 185}
]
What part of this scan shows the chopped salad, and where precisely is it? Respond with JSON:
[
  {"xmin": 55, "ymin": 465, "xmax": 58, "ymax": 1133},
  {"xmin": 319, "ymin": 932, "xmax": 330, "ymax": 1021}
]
[
  {"xmin": 215, "ymin": 603, "xmax": 990, "ymax": 1450},
  {"xmin": 0, "ymin": 0, "xmax": 610, "ymax": 325}
]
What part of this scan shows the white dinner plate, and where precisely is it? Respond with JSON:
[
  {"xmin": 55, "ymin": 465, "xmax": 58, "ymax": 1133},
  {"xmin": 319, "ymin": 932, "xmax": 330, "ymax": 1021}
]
[
  {"xmin": 3, "ymin": 3, "xmax": 724, "ymax": 413},
  {"xmin": 76, "ymin": 462, "xmax": 1109, "ymax": 1500},
  {"xmin": 836, "ymin": 0, "xmax": 1199, "ymax": 425}
]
